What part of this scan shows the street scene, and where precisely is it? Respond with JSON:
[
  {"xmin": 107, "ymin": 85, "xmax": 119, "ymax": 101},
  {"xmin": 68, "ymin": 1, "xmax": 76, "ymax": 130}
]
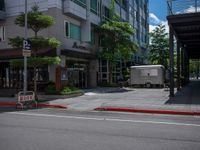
[{"xmin": 1, "ymin": 0, "xmax": 200, "ymax": 150}]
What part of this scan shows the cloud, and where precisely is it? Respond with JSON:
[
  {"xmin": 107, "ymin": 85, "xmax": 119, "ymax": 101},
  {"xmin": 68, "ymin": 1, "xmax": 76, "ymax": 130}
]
[
  {"xmin": 184, "ymin": 6, "xmax": 200, "ymax": 13},
  {"xmin": 149, "ymin": 13, "xmax": 169, "ymax": 33},
  {"xmin": 175, "ymin": 6, "xmax": 200, "ymax": 14},
  {"xmin": 149, "ymin": 13, "xmax": 161, "ymax": 24},
  {"xmin": 149, "ymin": 24, "xmax": 157, "ymax": 33}
]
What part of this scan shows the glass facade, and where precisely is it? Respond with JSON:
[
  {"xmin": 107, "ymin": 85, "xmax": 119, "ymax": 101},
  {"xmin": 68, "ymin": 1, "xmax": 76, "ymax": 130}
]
[
  {"xmin": 71, "ymin": 0, "xmax": 86, "ymax": 8},
  {"xmin": 90, "ymin": 0, "xmax": 97, "ymax": 14},
  {"xmin": 64, "ymin": 21, "xmax": 81, "ymax": 40},
  {"xmin": 70, "ymin": 23, "xmax": 81, "ymax": 40}
]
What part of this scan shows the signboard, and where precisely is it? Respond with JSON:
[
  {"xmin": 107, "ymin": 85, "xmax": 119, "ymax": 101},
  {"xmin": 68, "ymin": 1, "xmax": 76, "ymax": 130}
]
[
  {"xmin": 16, "ymin": 91, "xmax": 37, "ymax": 109},
  {"xmin": 18, "ymin": 91, "xmax": 35, "ymax": 102},
  {"xmin": 23, "ymin": 39, "xmax": 31, "ymax": 57},
  {"xmin": 23, "ymin": 49, "xmax": 31, "ymax": 57},
  {"xmin": 23, "ymin": 39, "xmax": 31, "ymax": 50}
]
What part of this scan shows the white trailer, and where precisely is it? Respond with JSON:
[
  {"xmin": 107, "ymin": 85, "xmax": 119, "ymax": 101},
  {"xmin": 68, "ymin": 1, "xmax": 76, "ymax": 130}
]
[{"xmin": 130, "ymin": 65, "xmax": 165, "ymax": 87}]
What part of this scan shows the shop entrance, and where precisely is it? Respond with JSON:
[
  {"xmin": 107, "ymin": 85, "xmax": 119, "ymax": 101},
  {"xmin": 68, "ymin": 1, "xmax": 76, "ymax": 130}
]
[
  {"xmin": 66, "ymin": 62, "xmax": 88, "ymax": 88},
  {"xmin": 0, "ymin": 62, "xmax": 23, "ymax": 89}
]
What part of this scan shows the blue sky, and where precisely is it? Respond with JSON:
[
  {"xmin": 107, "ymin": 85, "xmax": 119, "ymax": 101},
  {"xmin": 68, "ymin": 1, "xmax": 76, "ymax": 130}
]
[{"xmin": 149, "ymin": 0, "xmax": 168, "ymax": 32}]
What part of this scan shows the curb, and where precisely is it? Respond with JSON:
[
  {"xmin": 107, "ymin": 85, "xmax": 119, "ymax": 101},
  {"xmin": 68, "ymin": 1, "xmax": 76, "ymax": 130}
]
[
  {"xmin": 0, "ymin": 102, "xmax": 67, "ymax": 109},
  {"xmin": 0, "ymin": 102, "xmax": 16, "ymax": 106},
  {"xmin": 37, "ymin": 103, "xmax": 67, "ymax": 109},
  {"xmin": 94, "ymin": 107, "xmax": 200, "ymax": 116}
]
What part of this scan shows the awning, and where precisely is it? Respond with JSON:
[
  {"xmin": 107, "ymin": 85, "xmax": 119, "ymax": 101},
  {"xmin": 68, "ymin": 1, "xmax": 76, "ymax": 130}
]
[{"xmin": 0, "ymin": 48, "xmax": 56, "ymax": 60}]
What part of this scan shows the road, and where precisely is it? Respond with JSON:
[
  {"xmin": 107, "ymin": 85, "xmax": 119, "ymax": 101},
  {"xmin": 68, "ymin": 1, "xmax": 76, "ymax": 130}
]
[{"xmin": 0, "ymin": 109, "xmax": 200, "ymax": 150}]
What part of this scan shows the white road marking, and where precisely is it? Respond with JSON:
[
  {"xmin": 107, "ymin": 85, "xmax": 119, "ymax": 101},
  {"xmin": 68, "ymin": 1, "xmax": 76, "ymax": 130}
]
[{"xmin": 7, "ymin": 112, "xmax": 200, "ymax": 127}]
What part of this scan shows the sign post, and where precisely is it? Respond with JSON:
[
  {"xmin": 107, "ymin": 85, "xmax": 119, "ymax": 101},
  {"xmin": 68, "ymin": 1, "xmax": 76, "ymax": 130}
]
[{"xmin": 23, "ymin": 0, "xmax": 29, "ymax": 95}]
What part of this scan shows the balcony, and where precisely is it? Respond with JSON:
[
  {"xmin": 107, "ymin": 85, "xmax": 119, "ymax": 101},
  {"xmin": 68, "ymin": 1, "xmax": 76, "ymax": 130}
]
[
  {"xmin": 63, "ymin": 0, "xmax": 87, "ymax": 20},
  {"xmin": 167, "ymin": 0, "xmax": 200, "ymax": 15},
  {"xmin": 0, "ymin": 10, "xmax": 6, "ymax": 20}
]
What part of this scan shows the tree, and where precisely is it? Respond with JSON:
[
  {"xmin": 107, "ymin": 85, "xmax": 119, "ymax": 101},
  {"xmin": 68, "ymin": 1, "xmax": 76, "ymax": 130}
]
[
  {"xmin": 148, "ymin": 24, "xmax": 169, "ymax": 69},
  {"xmin": 9, "ymin": 5, "xmax": 60, "ymax": 99},
  {"xmin": 190, "ymin": 60, "xmax": 200, "ymax": 79},
  {"xmin": 96, "ymin": 0, "xmax": 138, "ymax": 83}
]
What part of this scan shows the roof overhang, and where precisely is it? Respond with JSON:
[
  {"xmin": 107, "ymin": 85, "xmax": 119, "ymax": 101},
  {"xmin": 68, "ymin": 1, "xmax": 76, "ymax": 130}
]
[
  {"xmin": 0, "ymin": 48, "xmax": 56, "ymax": 60},
  {"xmin": 167, "ymin": 13, "xmax": 200, "ymax": 59}
]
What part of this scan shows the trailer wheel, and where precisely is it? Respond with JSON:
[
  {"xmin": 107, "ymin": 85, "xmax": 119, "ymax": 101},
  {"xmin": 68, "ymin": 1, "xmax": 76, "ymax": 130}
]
[{"xmin": 145, "ymin": 82, "xmax": 152, "ymax": 88}]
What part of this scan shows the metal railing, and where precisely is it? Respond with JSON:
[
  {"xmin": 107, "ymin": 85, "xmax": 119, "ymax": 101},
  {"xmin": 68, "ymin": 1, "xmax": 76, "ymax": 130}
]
[{"xmin": 167, "ymin": 0, "xmax": 200, "ymax": 15}]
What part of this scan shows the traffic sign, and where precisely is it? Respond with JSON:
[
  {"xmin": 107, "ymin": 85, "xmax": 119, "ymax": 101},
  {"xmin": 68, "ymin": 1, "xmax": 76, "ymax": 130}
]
[
  {"xmin": 23, "ymin": 49, "xmax": 31, "ymax": 57},
  {"xmin": 23, "ymin": 39, "xmax": 31, "ymax": 50}
]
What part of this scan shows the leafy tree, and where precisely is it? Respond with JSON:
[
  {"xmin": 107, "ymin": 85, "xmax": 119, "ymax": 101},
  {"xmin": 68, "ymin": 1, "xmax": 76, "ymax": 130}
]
[
  {"xmin": 96, "ymin": 1, "xmax": 137, "ymax": 83},
  {"xmin": 9, "ymin": 5, "xmax": 60, "ymax": 99},
  {"xmin": 148, "ymin": 24, "xmax": 169, "ymax": 69},
  {"xmin": 190, "ymin": 60, "xmax": 200, "ymax": 79}
]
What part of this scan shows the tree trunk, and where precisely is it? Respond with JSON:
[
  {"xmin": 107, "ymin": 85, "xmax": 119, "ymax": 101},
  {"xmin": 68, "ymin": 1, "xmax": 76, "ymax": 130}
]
[
  {"xmin": 33, "ymin": 66, "xmax": 38, "ymax": 100},
  {"xmin": 109, "ymin": 61, "xmax": 113, "ymax": 84}
]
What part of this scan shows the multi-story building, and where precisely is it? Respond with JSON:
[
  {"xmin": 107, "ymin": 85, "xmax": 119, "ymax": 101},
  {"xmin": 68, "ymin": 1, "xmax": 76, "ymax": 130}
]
[{"xmin": 0, "ymin": 0, "xmax": 148, "ymax": 92}]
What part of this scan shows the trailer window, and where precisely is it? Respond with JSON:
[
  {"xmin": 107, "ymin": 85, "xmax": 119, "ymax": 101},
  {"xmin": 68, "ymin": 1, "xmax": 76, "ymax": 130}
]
[{"xmin": 140, "ymin": 69, "xmax": 158, "ymax": 76}]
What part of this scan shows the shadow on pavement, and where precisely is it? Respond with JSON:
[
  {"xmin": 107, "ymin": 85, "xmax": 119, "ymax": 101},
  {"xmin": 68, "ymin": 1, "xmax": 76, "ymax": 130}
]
[
  {"xmin": 165, "ymin": 80, "xmax": 200, "ymax": 105},
  {"xmin": 84, "ymin": 87, "xmax": 133, "ymax": 94}
]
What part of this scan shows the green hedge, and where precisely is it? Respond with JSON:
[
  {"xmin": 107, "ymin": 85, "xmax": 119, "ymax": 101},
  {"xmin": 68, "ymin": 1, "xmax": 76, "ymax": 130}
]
[{"xmin": 45, "ymin": 83, "xmax": 83, "ymax": 95}]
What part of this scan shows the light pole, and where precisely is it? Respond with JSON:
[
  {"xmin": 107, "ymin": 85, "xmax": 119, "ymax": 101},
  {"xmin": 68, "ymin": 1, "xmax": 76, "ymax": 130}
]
[{"xmin": 23, "ymin": 0, "xmax": 28, "ymax": 94}]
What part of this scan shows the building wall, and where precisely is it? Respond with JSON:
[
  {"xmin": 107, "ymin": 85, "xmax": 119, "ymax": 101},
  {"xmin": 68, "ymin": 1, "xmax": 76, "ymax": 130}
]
[{"xmin": 0, "ymin": 0, "xmax": 149, "ymax": 87}]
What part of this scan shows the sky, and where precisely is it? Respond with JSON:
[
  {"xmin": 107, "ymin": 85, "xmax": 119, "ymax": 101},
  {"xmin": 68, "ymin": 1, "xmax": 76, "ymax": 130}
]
[{"xmin": 149, "ymin": 0, "xmax": 168, "ymax": 32}]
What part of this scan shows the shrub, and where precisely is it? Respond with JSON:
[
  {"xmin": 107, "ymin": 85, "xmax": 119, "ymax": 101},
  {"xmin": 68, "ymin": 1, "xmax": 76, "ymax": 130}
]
[
  {"xmin": 45, "ymin": 83, "xmax": 57, "ymax": 94},
  {"xmin": 60, "ymin": 86, "xmax": 81, "ymax": 95}
]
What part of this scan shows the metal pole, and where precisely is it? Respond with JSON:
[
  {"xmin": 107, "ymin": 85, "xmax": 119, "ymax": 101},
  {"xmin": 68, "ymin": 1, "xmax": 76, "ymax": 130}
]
[
  {"xmin": 23, "ymin": 0, "xmax": 28, "ymax": 94},
  {"xmin": 177, "ymin": 40, "xmax": 181, "ymax": 91},
  {"xmin": 169, "ymin": 25, "xmax": 174, "ymax": 97},
  {"xmin": 195, "ymin": 0, "xmax": 197, "ymax": 13}
]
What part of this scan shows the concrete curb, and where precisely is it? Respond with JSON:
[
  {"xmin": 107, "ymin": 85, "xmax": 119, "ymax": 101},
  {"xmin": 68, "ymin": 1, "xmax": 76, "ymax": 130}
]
[
  {"xmin": 0, "ymin": 102, "xmax": 67, "ymax": 109},
  {"xmin": 94, "ymin": 107, "xmax": 200, "ymax": 116}
]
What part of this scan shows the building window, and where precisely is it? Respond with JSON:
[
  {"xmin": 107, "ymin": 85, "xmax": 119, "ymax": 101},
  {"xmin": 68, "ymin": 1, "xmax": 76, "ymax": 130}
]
[
  {"xmin": 103, "ymin": 6, "xmax": 110, "ymax": 20},
  {"xmin": 90, "ymin": 0, "xmax": 98, "ymax": 14},
  {"xmin": 0, "ymin": 26, "xmax": 5, "ymax": 42},
  {"xmin": 71, "ymin": 0, "xmax": 86, "ymax": 8},
  {"xmin": 70, "ymin": 23, "xmax": 81, "ymax": 40},
  {"xmin": 64, "ymin": 21, "xmax": 81, "ymax": 40},
  {"xmin": 64, "ymin": 21, "xmax": 69, "ymax": 37},
  {"xmin": 121, "ymin": 0, "xmax": 127, "ymax": 9},
  {"xmin": 0, "ymin": 0, "xmax": 5, "ymax": 11},
  {"xmin": 91, "ymin": 30, "xmax": 95, "ymax": 45}
]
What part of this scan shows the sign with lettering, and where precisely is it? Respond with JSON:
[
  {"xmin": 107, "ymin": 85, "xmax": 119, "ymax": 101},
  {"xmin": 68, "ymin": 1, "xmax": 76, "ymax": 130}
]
[
  {"xmin": 23, "ymin": 39, "xmax": 31, "ymax": 57},
  {"xmin": 23, "ymin": 39, "xmax": 31, "ymax": 50}
]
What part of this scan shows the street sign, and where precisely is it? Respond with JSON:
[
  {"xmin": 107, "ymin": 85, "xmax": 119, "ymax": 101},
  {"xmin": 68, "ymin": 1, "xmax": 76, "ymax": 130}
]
[
  {"xmin": 23, "ymin": 39, "xmax": 31, "ymax": 57},
  {"xmin": 23, "ymin": 39, "xmax": 31, "ymax": 50},
  {"xmin": 23, "ymin": 49, "xmax": 31, "ymax": 57}
]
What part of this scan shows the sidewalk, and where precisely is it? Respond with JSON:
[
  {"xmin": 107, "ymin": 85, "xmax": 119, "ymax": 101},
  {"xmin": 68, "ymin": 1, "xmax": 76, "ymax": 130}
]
[{"xmin": 0, "ymin": 80, "xmax": 200, "ymax": 115}]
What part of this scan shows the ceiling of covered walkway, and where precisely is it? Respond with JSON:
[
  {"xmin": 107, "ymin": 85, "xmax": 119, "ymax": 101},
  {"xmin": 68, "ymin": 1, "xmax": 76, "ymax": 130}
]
[
  {"xmin": 167, "ymin": 0, "xmax": 200, "ymax": 59},
  {"xmin": 167, "ymin": 12, "xmax": 200, "ymax": 59}
]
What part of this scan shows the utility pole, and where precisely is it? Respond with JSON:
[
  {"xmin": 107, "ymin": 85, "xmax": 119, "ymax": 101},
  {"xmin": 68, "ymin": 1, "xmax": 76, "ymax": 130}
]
[{"xmin": 23, "ymin": 0, "xmax": 28, "ymax": 94}]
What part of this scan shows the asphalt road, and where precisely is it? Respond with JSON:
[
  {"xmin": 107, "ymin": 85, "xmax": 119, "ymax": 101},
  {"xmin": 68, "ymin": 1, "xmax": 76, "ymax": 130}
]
[{"xmin": 0, "ymin": 109, "xmax": 200, "ymax": 150}]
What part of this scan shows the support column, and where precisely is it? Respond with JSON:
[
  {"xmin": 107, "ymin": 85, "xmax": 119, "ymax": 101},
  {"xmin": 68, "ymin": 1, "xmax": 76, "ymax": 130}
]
[
  {"xmin": 169, "ymin": 26, "xmax": 174, "ymax": 97},
  {"xmin": 177, "ymin": 40, "xmax": 181, "ymax": 91},
  {"xmin": 181, "ymin": 45, "xmax": 185, "ymax": 86},
  {"xmin": 55, "ymin": 66, "xmax": 61, "ymax": 91},
  {"xmin": 185, "ymin": 51, "xmax": 190, "ymax": 83}
]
